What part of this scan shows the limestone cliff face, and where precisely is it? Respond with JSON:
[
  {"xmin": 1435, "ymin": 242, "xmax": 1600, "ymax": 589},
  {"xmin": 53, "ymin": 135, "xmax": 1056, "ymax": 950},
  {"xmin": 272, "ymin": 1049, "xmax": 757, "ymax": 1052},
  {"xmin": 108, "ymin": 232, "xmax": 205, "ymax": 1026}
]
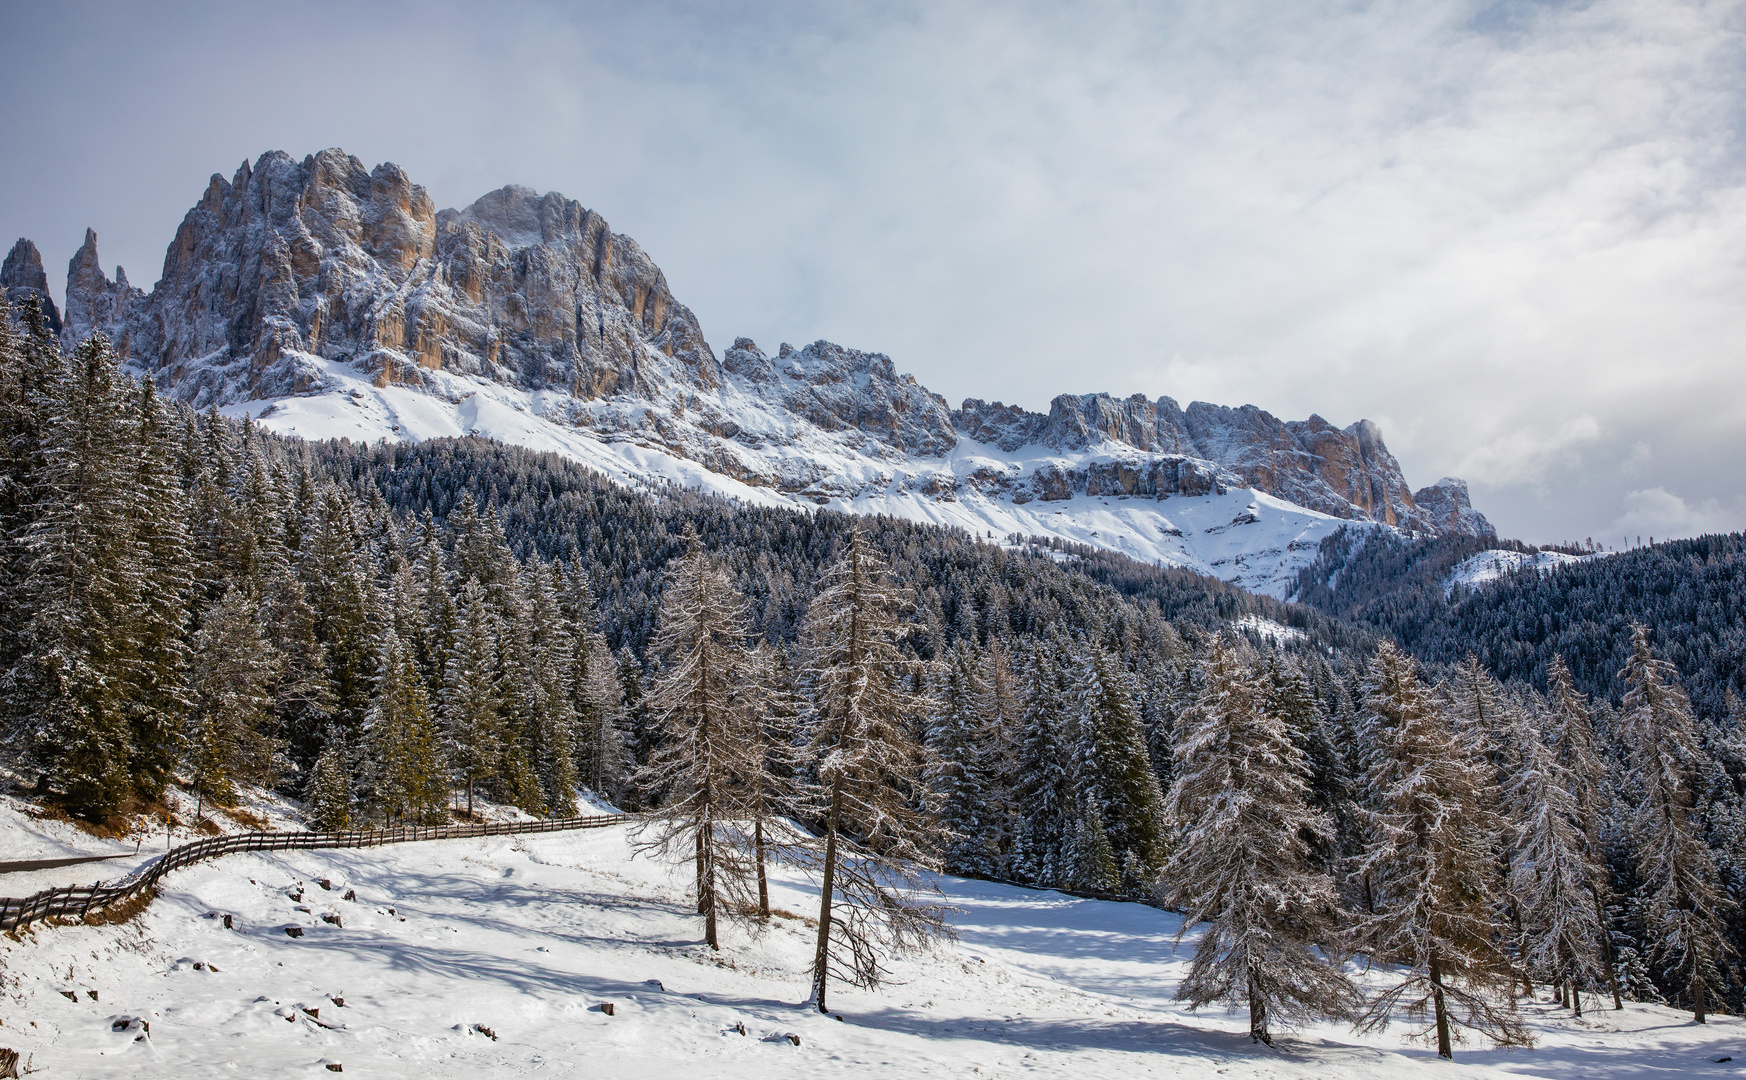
[
  {"xmin": 952, "ymin": 393, "xmax": 1465, "ymax": 535},
  {"xmin": 34, "ymin": 147, "xmax": 1492, "ymax": 541},
  {"xmin": 60, "ymin": 149, "xmax": 716, "ymax": 408},
  {"xmin": 2, "ymin": 239, "xmax": 62, "ymax": 334}
]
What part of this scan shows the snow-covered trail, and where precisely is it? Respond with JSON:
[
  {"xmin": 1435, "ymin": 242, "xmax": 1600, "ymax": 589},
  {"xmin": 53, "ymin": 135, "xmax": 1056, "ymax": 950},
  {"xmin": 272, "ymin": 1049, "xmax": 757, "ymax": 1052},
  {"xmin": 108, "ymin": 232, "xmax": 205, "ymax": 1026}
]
[{"xmin": 2, "ymin": 824, "xmax": 1741, "ymax": 1078}]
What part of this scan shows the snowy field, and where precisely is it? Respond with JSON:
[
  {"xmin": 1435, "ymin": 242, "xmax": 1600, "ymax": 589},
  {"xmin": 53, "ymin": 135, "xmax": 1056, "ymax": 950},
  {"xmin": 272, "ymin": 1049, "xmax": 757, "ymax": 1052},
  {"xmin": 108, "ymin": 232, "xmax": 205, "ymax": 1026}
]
[
  {"xmin": 3, "ymin": 819, "xmax": 1741, "ymax": 1079},
  {"xmin": 1445, "ymin": 549, "xmax": 1610, "ymax": 596}
]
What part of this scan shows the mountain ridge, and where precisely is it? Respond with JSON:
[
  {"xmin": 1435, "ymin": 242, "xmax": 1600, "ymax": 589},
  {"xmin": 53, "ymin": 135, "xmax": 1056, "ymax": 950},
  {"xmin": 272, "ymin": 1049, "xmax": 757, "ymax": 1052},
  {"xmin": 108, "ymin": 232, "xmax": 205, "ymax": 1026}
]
[{"xmin": 2, "ymin": 147, "xmax": 1494, "ymax": 594}]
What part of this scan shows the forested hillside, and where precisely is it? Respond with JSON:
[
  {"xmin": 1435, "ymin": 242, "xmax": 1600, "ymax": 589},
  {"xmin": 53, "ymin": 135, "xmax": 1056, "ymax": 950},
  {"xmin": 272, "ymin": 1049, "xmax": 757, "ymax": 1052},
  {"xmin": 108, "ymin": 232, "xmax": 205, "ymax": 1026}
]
[
  {"xmin": 1294, "ymin": 527, "xmax": 1746, "ymax": 722},
  {"xmin": 12, "ymin": 299, "xmax": 1746, "ymax": 1035}
]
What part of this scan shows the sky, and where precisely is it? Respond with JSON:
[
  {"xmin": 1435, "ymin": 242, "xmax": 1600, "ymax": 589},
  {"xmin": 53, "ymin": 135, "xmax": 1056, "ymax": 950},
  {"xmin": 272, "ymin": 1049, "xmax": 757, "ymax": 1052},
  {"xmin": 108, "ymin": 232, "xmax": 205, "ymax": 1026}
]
[{"xmin": 2, "ymin": 0, "xmax": 1743, "ymax": 545}]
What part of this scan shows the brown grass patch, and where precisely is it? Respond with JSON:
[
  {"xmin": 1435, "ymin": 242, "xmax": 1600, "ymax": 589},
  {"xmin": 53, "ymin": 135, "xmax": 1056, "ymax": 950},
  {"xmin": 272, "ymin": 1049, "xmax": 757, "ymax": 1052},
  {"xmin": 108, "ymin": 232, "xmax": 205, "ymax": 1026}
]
[
  {"xmin": 225, "ymin": 808, "xmax": 270, "ymax": 831},
  {"xmin": 83, "ymin": 887, "xmax": 157, "ymax": 927}
]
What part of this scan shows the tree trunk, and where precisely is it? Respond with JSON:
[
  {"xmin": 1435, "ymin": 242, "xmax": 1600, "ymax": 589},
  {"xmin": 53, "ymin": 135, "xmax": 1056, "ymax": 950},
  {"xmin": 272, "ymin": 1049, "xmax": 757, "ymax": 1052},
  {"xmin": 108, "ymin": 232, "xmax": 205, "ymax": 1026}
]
[
  {"xmin": 1592, "ymin": 886, "xmax": 1622, "ymax": 1010},
  {"xmin": 810, "ymin": 781, "xmax": 843, "ymax": 1014},
  {"xmin": 1694, "ymin": 973, "xmax": 1707, "ymax": 1024},
  {"xmin": 755, "ymin": 818, "xmax": 770, "ymax": 920},
  {"xmin": 466, "ymin": 778, "xmax": 474, "ymax": 818},
  {"xmin": 696, "ymin": 829, "xmax": 706, "ymax": 915},
  {"xmin": 702, "ymin": 818, "xmax": 718, "ymax": 950},
  {"xmin": 1430, "ymin": 951, "xmax": 1453, "ymax": 1060},
  {"xmin": 1247, "ymin": 969, "xmax": 1271, "ymax": 1046}
]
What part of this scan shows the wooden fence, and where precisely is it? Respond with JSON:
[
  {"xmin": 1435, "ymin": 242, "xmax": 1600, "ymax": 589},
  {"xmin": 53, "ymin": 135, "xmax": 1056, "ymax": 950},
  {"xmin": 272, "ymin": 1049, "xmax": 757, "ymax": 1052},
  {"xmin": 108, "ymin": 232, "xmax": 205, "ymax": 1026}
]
[{"xmin": 0, "ymin": 814, "xmax": 628, "ymax": 934}]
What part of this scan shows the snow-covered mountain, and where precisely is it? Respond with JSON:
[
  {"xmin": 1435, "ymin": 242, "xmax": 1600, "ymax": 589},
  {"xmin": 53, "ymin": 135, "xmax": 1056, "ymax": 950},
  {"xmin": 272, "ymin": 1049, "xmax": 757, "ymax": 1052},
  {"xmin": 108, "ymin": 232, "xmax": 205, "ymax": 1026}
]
[{"xmin": 2, "ymin": 148, "xmax": 1494, "ymax": 596}]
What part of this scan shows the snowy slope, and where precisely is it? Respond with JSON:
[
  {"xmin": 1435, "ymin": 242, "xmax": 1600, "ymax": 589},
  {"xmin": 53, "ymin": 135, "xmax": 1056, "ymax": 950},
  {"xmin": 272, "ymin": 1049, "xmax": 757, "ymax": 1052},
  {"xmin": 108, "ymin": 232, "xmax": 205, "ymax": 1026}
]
[
  {"xmin": 220, "ymin": 357, "xmax": 1372, "ymax": 599},
  {"xmin": 4, "ymin": 821, "xmax": 1739, "ymax": 1079},
  {"xmin": 1445, "ymin": 549, "xmax": 1610, "ymax": 596}
]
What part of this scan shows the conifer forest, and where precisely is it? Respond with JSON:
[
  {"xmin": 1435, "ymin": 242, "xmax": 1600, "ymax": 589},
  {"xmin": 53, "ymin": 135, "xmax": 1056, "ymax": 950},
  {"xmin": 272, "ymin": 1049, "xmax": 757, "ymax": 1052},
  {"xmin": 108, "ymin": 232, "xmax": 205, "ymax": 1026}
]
[{"xmin": 5, "ymin": 298, "xmax": 1746, "ymax": 1056}]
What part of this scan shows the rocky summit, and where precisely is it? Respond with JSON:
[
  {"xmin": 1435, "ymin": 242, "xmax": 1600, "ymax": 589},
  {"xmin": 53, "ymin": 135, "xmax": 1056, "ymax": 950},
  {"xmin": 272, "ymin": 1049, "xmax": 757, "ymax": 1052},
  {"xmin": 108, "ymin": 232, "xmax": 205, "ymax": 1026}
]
[{"xmin": 8, "ymin": 148, "xmax": 1493, "ymax": 594}]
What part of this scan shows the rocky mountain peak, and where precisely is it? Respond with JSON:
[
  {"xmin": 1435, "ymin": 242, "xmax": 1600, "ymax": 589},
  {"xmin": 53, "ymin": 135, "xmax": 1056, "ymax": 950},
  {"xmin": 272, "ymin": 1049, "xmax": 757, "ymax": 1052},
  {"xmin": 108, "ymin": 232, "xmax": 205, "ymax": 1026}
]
[
  {"xmin": 2, "ymin": 238, "xmax": 60, "ymax": 333},
  {"xmin": 14, "ymin": 147, "xmax": 1496, "ymax": 590}
]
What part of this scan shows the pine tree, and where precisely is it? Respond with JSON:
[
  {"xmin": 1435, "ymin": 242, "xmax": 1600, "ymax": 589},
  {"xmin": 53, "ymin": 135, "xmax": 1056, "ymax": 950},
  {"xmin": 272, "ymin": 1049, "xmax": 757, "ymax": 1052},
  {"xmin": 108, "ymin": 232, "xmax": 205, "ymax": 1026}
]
[
  {"xmin": 742, "ymin": 642, "xmax": 803, "ymax": 919},
  {"xmin": 635, "ymin": 533, "xmax": 760, "ymax": 949},
  {"xmin": 927, "ymin": 642, "xmax": 1001, "ymax": 877},
  {"xmin": 1504, "ymin": 711, "xmax": 1607, "ymax": 1015},
  {"xmin": 1354, "ymin": 642, "xmax": 1528, "ymax": 1059},
  {"xmin": 300, "ymin": 489, "xmax": 380, "ymax": 734},
  {"xmin": 17, "ymin": 334, "xmax": 148, "ymax": 818},
  {"xmin": 441, "ymin": 580, "xmax": 503, "ymax": 816},
  {"xmin": 1618, "ymin": 623, "xmax": 1732, "ymax": 1022},
  {"xmin": 1010, "ymin": 640, "xmax": 1071, "ymax": 885},
  {"xmin": 526, "ymin": 562, "xmax": 581, "ymax": 817},
  {"xmin": 1074, "ymin": 641, "xmax": 1169, "ymax": 889},
  {"xmin": 1545, "ymin": 653, "xmax": 1622, "ymax": 1009},
  {"xmin": 800, "ymin": 526, "xmax": 950, "ymax": 1012},
  {"xmin": 305, "ymin": 726, "xmax": 353, "ymax": 831},
  {"xmin": 363, "ymin": 627, "xmax": 448, "ymax": 825},
  {"xmin": 1163, "ymin": 639, "xmax": 1359, "ymax": 1044},
  {"xmin": 125, "ymin": 377, "xmax": 194, "ymax": 798},
  {"xmin": 187, "ymin": 586, "xmax": 283, "ymax": 807}
]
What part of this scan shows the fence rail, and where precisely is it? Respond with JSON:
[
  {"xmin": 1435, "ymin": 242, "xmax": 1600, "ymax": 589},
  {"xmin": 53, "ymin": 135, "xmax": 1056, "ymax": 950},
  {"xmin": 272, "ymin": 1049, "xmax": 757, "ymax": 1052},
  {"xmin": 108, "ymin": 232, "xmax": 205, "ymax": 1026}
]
[{"xmin": 0, "ymin": 814, "xmax": 629, "ymax": 934}]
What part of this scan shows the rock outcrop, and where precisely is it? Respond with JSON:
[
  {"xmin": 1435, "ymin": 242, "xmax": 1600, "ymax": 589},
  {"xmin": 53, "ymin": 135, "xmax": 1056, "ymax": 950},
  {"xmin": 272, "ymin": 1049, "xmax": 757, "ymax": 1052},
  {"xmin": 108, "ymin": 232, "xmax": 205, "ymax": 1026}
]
[
  {"xmin": 952, "ymin": 394, "xmax": 1448, "ymax": 533},
  {"xmin": 60, "ymin": 150, "xmax": 716, "ymax": 409},
  {"xmin": 1411, "ymin": 477, "xmax": 1496, "ymax": 539},
  {"xmin": 30, "ymin": 147, "xmax": 1492, "ymax": 542},
  {"xmin": 2, "ymin": 239, "xmax": 61, "ymax": 333}
]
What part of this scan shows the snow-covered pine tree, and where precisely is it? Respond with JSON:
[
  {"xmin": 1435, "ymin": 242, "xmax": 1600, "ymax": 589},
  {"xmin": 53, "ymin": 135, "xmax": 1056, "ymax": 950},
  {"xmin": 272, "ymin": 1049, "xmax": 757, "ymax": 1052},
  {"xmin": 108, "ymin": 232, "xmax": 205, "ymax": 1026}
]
[
  {"xmin": 634, "ymin": 532, "xmax": 759, "ymax": 949},
  {"xmin": 1010, "ymin": 640, "xmax": 1071, "ymax": 886},
  {"xmin": 1163, "ymin": 639, "xmax": 1358, "ymax": 1045},
  {"xmin": 576, "ymin": 635, "xmax": 631, "ymax": 803},
  {"xmin": 1074, "ymin": 641, "xmax": 1169, "ymax": 891},
  {"xmin": 1618, "ymin": 623, "xmax": 1732, "ymax": 1022},
  {"xmin": 927, "ymin": 642, "xmax": 1001, "ymax": 877},
  {"xmin": 976, "ymin": 640, "xmax": 1023, "ymax": 871},
  {"xmin": 17, "ymin": 333, "xmax": 149, "ymax": 818},
  {"xmin": 1355, "ymin": 641, "xmax": 1528, "ymax": 1059},
  {"xmin": 485, "ymin": 563, "xmax": 545, "ymax": 816},
  {"xmin": 741, "ymin": 642, "xmax": 803, "ymax": 919},
  {"xmin": 362, "ymin": 626, "xmax": 448, "ymax": 825},
  {"xmin": 441, "ymin": 580, "xmax": 503, "ymax": 816},
  {"xmin": 1545, "ymin": 653, "xmax": 1622, "ymax": 1009},
  {"xmin": 187, "ymin": 585, "xmax": 283, "ymax": 807},
  {"xmin": 799, "ymin": 526, "xmax": 950, "ymax": 1013},
  {"xmin": 1505, "ymin": 709, "xmax": 1607, "ymax": 1014},
  {"xmin": 305, "ymin": 726, "xmax": 353, "ymax": 831},
  {"xmin": 126, "ymin": 377, "xmax": 194, "ymax": 798},
  {"xmin": 299, "ymin": 489, "xmax": 380, "ymax": 734},
  {"xmin": 1266, "ymin": 657, "xmax": 1347, "ymax": 874},
  {"xmin": 526, "ymin": 562, "xmax": 580, "ymax": 817}
]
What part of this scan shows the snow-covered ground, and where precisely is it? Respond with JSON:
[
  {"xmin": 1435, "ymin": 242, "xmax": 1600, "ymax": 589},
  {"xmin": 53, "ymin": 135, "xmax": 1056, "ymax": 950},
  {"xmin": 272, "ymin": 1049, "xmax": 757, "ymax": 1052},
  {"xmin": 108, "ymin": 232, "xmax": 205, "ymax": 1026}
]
[
  {"xmin": 4, "ymin": 820, "xmax": 1739, "ymax": 1079},
  {"xmin": 1445, "ymin": 549, "xmax": 1610, "ymax": 596},
  {"xmin": 219, "ymin": 360, "xmax": 1369, "ymax": 599}
]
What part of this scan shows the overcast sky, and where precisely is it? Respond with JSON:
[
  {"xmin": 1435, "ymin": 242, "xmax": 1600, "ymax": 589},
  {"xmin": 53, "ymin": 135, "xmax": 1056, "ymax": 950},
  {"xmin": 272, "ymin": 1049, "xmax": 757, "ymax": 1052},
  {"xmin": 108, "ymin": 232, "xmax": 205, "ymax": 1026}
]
[{"xmin": 3, "ymin": 0, "xmax": 1743, "ymax": 544}]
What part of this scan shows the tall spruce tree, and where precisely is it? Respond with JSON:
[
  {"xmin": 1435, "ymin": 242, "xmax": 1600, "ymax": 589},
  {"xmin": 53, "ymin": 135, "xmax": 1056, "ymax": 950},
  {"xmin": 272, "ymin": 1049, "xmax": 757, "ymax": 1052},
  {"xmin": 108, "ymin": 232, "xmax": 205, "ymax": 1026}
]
[
  {"xmin": 17, "ymin": 334, "xmax": 147, "ymax": 818},
  {"xmin": 1504, "ymin": 710, "xmax": 1607, "ymax": 1014},
  {"xmin": 1618, "ymin": 623, "xmax": 1732, "ymax": 1022},
  {"xmin": 1355, "ymin": 642, "xmax": 1528, "ymax": 1059},
  {"xmin": 1163, "ymin": 639, "xmax": 1358, "ymax": 1045},
  {"xmin": 1545, "ymin": 653, "xmax": 1623, "ymax": 1009},
  {"xmin": 187, "ymin": 585, "xmax": 283, "ymax": 807},
  {"xmin": 800, "ymin": 526, "xmax": 950, "ymax": 1012},
  {"xmin": 635, "ymin": 534, "xmax": 760, "ymax": 949},
  {"xmin": 1010, "ymin": 640, "xmax": 1071, "ymax": 886},
  {"xmin": 928, "ymin": 642, "xmax": 1001, "ymax": 877},
  {"xmin": 362, "ymin": 627, "xmax": 447, "ymax": 825}
]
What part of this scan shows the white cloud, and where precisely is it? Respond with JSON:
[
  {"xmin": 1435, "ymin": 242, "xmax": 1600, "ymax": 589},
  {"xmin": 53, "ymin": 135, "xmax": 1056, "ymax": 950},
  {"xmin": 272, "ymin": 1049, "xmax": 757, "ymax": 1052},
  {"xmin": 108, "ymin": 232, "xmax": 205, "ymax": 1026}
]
[{"xmin": 1610, "ymin": 487, "xmax": 1744, "ymax": 541}]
